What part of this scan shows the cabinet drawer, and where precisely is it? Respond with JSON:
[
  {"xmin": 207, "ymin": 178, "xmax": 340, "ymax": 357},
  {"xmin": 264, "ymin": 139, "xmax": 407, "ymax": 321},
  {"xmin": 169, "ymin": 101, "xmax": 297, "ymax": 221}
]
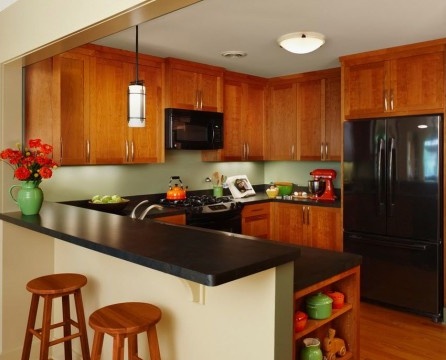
[{"xmin": 242, "ymin": 202, "xmax": 270, "ymax": 217}]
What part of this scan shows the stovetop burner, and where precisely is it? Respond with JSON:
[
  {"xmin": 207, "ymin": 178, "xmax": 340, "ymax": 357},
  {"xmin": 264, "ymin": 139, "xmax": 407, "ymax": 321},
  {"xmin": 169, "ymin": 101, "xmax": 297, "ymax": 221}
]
[
  {"xmin": 159, "ymin": 195, "xmax": 234, "ymax": 208},
  {"xmin": 159, "ymin": 195, "xmax": 243, "ymax": 215}
]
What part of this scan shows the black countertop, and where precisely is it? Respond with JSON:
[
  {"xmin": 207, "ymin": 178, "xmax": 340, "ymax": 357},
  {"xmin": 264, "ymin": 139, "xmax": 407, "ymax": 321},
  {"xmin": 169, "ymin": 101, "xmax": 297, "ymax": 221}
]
[{"xmin": 0, "ymin": 202, "xmax": 301, "ymax": 287}]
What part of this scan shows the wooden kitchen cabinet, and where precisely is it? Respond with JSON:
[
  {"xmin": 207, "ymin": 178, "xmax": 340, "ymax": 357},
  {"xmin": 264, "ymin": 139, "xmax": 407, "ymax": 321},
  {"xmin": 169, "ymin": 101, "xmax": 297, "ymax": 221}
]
[
  {"xmin": 156, "ymin": 214, "xmax": 186, "ymax": 225},
  {"xmin": 266, "ymin": 81, "xmax": 298, "ymax": 160},
  {"xmin": 25, "ymin": 44, "xmax": 164, "ymax": 165},
  {"xmin": 271, "ymin": 203, "xmax": 342, "ymax": 251},
  {"xmin": 294, "ymin": 266, "xmax": 360, "ymax": 360},
  {"xmin": 89, "ymin": 46, "xmax": 164, "ymax": 164},
  {"xmin": 266, "ymin": 68, "xmax": 341, "ymax": 161},
  {"xmin": 25, "ymin": 50, "xmax": 92, "ymax": 165},
  {"xmin": 204, "ymin": 71, "xmax": 266, "ymax": 162},
  {"xmin": 242, "ymin": 202, "xmax": 271, "ymax": 239},
  {"xmin": 165, "ymin": 58, "xmax": 224, "ymax": 111},
  {"xmin": 341, "ymin": 39, "xmax": 445, "ymax": 119}
]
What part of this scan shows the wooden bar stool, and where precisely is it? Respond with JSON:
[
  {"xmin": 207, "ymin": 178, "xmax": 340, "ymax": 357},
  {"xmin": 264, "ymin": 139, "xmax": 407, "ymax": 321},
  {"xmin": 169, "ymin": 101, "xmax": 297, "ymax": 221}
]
[
  {"xmin": 89, "ymin": 302, "xmax": 162, "ymax": 360},
  {"xmin": 21, "ymin": 273, "xmax": 90, "ymax": 360}
]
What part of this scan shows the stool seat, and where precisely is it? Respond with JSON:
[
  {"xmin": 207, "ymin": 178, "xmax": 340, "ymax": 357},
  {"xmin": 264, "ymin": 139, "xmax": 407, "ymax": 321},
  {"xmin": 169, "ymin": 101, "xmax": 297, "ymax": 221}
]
[
  {"xmin": 21, "ymin": 273, "xmax": 90, "ymax": 360},
  {"xmin": 89, "ymin": 302, "xmax": 162, "ymax": 360}
]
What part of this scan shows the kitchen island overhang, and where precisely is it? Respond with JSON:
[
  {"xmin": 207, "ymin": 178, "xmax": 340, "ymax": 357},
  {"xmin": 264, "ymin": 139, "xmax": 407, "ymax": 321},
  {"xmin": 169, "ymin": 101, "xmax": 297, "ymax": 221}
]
[{"xmin": 0, "ymin": 202, "xmax": 301, "ymax": 286}]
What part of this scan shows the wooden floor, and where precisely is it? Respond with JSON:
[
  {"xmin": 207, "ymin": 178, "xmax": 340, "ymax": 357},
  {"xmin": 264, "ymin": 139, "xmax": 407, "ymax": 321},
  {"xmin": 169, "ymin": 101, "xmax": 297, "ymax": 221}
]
[{"xmin": 360, "ymin": 302, "xmax": 446, "ymax": 360}]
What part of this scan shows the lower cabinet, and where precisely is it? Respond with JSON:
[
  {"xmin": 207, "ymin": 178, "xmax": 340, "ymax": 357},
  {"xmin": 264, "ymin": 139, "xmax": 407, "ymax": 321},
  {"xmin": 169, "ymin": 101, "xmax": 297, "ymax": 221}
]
[
  {"xmin": 155, "ymin": 214, "xmax": 186, "ymax": 225},
  {"xmin": 241, "ymin": 202, "xmax": 271, "ymax": 239},
  {"xmin": 271, "ymin": 203, "xmax": 342, "ymax": 251},
  {"xmin": 294, "ymin": 266, "xmax": 360, "ymax": 360}
]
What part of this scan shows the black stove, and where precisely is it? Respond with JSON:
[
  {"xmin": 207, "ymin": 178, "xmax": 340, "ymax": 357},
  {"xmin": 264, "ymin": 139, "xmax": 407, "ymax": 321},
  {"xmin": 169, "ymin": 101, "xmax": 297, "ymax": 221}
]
[{"xmin": 159, "ymin": 195, "xmax": 243, "ymax": 234}]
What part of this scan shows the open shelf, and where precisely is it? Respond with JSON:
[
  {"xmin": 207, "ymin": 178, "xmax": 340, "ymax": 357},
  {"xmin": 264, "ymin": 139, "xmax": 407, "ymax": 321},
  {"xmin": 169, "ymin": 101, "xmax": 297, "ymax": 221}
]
[{"xmin": 294, "ymin": 303, "xmax": 353, "ymax": 340}]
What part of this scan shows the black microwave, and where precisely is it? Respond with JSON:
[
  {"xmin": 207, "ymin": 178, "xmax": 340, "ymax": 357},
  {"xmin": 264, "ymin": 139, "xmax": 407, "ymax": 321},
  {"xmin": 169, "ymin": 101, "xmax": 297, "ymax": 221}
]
[{"xmin": 165, "ymin": 108, "xmax": 224, "ymax": 150}]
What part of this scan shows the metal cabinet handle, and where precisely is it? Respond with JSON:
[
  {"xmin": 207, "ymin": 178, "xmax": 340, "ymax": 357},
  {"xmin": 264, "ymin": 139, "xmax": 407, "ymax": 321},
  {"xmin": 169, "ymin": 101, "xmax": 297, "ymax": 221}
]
[
  {"xmin": 291, "ymin": 144, "xmax": 295, "ymax": 160},
  {"xmin": 320, "ymin": 143, "xmax": 324, "ymax": 160},
  {"xmin": 384, "ymin": 90, "xmax": 388, "ymax": 111},
  {"xmin": 125, "ymin": 140, "xmax": 129, "ymax": 162},
  {"xmin": 390, "ymin": 89, "xmax": 394, "ymax": 110},
  {"xmin": 246, "ymin": 143, "xmax": 249, "ymax": 160},
  {"xmin": 60, "ymin": 138, "xmax": 63, "ymax": 164},
  {"xmin": 131, "ymin": 141, "xmax": 135, "ymax": 162},
  {"xmin": 325, "ymin": 143, "xmax": 328, "ymax": 160},
  {"xmin": 86, "ymin": 140, "xmax": 90, "ymax": 163}
]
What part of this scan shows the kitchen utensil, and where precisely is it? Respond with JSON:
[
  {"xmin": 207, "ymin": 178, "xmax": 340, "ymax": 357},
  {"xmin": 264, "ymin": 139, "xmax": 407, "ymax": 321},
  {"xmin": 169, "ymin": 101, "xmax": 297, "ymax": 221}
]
[
  {"xmin": 274, "ymin": 182, "xmax": 293, "ymax": 196},
  {"xmin": 306, "ymin": 292, "xmax": 333, "ymax": 319},
  {"xmin": 308, "ymin": 180, "xmax": 326, "ymax": 196},
  {"xmin": 167, "ymin": 176, "xmax": 186, "ymax": 200},
  {"xmin": 309, "ymin": 169, "xmax": 337, "ymax": 201},
  {"xmin": 266, "ymin": 186, "xmax": 279, "ymax": 198},
  {"xmin": 325, "ymin": 291, "xmax": 345, "ymax": 309},
  {"xmin": 294, "ymin": 311, "xmax": 308, "ymax": 332}
]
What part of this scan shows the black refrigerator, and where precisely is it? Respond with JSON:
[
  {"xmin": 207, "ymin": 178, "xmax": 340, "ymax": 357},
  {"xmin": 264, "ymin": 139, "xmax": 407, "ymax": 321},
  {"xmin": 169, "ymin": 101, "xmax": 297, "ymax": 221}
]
[{"xmin": 343, "ymin": 114, "xmax": 443, "ymax": 322}]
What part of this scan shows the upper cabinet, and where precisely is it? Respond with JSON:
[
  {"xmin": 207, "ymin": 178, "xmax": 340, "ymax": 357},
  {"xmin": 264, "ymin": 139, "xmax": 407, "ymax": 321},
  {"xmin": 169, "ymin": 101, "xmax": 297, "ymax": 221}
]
[
  {"xmin": 205, "ymin": 71, "xmax": 266, "ymax": 161},
  {"xmin": 25, "ymin": 44, "xmax": 164, "ymax": 165},
  {"xmin": 266, "ymin": 68, "xmax": 341, "ymax": 161},
  {"xmin": 341, "ymin": 40, "xmax": 445, "ymax": 119},
  {"xmin": 165, "ymin": 58, "xmax": 224, "ymax": 111}
]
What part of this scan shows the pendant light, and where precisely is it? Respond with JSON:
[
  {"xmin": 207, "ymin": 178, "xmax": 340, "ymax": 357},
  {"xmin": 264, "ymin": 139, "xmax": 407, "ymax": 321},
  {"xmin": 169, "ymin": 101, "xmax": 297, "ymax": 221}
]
[{"xmin": 128, "ymin": 25, "xmax": 146, "ymax": 127}]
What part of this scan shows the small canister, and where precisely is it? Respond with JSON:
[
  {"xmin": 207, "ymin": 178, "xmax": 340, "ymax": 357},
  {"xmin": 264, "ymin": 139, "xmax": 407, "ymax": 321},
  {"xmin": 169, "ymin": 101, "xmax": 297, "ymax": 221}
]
[
  {"xmin": 325, "ymin": 291, "xmax": 345, "ymax": 309},
  {"xmin": 305, "ymin": 292, "xmax": 333, "ymax": 319},
  {"xmin": 294, "ymin": 311, "xmax": 308, "ymax": 332}
]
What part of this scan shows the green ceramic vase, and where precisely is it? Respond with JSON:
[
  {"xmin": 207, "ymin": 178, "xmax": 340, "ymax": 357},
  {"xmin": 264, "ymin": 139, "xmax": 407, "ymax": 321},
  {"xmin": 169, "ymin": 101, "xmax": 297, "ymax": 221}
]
[
  {"xmin": 9, "ymin": 182, "xmax": 44, "ymax": 215},
  {"xmin": 300, "ymin": 338, "xmax": 323, "ymax": 360}
]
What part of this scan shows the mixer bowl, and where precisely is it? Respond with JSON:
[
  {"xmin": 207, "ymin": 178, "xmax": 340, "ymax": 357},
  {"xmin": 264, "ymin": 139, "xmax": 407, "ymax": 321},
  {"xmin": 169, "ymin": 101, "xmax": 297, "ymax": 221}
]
[{"xmin": 308, "ymin": 180, "xmax": 326, "ymax": 196}]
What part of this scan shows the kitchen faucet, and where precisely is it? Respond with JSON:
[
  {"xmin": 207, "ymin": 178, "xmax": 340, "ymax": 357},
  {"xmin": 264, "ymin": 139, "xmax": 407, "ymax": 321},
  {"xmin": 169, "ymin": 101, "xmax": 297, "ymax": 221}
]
[{"xmin": 138, "ymin": 204, "xmax": 164, "ymax": 220}]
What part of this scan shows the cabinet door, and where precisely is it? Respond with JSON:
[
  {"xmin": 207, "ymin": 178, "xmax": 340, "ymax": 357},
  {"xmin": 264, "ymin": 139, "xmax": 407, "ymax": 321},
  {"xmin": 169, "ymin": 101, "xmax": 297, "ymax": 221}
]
[
  {"xmin": 242, "ymin": 203, "xmax": 270, "ymax": 238},
  {"xmin": 271, "ymin": 203, "xmax": 307, "ymax": 245},
  {"xmin": 266, "ymin": 83, "xmax": 297, "ymax": 160},
  {"xmin": 343, "ymin": 61, "xmax": 388, "ymax": 118},
  {"xmin": 199, "ymin": 72, "xmax": 222, "ymax": 111},
  {"xmin": 307, "ymin": 206, "xmax": 342, "ymax": 251},
  {"xmin": 391, "ymin": 51, "xmax": 444, "ymax": 113},
  {"xmin": 90, "ymin": 57, "xmax": 127, "ymax": 164},
  {"xmin": 324, "ymin": 76, "xmax": 341, "ymax": 161},
  {"xmin": 297, "ymin": 79, "xmax": 323, "ymax": 160},
  {"xmin": 25, "ymin": 58, "xmax": 60, "ymax": 161},
  {"xmin": 223, "ymin": 79, "xmax": 244, "ymax": 159},
  {"xmin": 127, "ymin": 62, "xmax": 163, "ymax": 163},
  {"xmin": 56, "ymin": 52, "xmax": 91, "ymax": 165},
  {"xmin": 244, "ymin": 83, "xmax": 265, "ymax": 160},
  {"xmin": 169, "ymin": 68, "xmax": 199, "ymax": 110}
]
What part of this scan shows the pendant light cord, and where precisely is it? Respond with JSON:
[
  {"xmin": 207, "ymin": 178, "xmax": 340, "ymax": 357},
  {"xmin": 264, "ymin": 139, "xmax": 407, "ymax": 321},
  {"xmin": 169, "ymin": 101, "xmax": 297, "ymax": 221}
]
[{"xmin": 135, "ymin": 25, "xmax": 139, "ymax": 83}]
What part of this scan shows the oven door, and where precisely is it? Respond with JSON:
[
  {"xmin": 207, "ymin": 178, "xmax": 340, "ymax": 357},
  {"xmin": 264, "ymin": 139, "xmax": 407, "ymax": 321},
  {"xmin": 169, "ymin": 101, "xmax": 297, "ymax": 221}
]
[{"xmin": 187, "ymin": 211, "xmax": 242, "ymax": 234}]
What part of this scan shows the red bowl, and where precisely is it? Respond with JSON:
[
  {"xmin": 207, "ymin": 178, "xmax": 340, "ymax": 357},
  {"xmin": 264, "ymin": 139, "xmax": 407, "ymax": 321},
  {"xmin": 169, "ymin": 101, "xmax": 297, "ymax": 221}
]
[{"xmin": 294, "ymin": 311, "xmax": 308, "ymax": 332}]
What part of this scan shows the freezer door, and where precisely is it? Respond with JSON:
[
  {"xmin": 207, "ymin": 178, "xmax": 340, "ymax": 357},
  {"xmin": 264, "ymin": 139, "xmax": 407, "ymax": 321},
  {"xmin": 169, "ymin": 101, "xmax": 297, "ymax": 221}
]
[
  {"xmin": 344, "ymin": 232, "xmax": 443, "ymax": 321},
  {"xmin": 386, "ymin": 115, "xmax": 442, "ymax": 241},
  {"xmin": 343, "ymin": 119, "xmax": 387, "ymax": 234}
]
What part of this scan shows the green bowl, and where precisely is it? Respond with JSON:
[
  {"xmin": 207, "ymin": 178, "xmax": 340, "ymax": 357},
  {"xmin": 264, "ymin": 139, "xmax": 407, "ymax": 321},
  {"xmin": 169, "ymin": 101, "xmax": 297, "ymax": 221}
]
[{"xmin": 274, "ymin": 182, "xmax": 293, "ymax": 196}]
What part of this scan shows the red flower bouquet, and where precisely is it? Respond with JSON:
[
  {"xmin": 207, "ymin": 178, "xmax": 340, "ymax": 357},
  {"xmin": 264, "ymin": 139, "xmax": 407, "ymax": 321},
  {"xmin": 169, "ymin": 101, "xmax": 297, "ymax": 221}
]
[{"xmin": 1, "ymin": 139, "xmax": 58, "ymax": 185}]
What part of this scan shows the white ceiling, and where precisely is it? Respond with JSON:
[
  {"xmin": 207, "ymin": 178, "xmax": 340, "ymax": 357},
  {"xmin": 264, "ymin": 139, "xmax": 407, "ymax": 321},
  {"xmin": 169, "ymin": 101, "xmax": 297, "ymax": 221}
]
[{"xmin": 95, "ymin": 0, "xmax": 446, "ymax": 78}]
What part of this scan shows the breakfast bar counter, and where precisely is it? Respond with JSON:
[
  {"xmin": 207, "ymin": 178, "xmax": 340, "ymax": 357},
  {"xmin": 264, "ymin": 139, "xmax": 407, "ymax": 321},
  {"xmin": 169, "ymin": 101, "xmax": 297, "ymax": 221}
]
[{"xmin": 0, "ymin": 201, "xmax": 360, "ymax": 360}]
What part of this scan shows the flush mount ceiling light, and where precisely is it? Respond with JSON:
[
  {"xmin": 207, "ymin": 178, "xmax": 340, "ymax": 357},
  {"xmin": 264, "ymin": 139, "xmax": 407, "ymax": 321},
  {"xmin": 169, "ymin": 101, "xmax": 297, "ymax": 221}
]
[
  {"xmin": 128, "ymin": 25, "xmax": 146, "ymax": 128},
  {"xmin": 277, "ymin": 32, "xmax": 325, "ymax": 54}
]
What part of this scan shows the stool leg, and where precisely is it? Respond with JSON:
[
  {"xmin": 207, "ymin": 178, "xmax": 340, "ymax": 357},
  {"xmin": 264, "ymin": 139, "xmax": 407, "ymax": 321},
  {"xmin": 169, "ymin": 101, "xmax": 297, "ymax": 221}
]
[
  {"xmin": 40, "ymin": 295, "xmax": 53, "ymax": 360},
  {"xmin": 21, "ymin": 294, "xmax": 40, "ymax": 360},
  {"xmin": 128, "ymin": 335, "xmax": 143, "ymax": 360},
  {"xmin": 61, "ymin": 294, "xmax": 72, "ymax": 360},
  {"xmin": 146, "ymin": 326, "xmax": 161, "ymax": 360},
  {"xmin": 113, "ymin": 335, "xmax": 125, "ymax": 360},
  {"xmin": 90, "ymin": 331, "xmax": 105, "ymax": 360},
  {"xmin": 73, "ymin": 289, "xmax": 90, "ymax": 360}
]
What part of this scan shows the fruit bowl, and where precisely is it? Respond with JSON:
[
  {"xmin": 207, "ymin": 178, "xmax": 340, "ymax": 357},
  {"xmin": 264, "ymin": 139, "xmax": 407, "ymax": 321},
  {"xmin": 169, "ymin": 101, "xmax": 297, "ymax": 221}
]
[
  {"xmin": 87, "ymin": 199, "xmax": 130, "ymax": 213},
  {"xmin": 266, "ymin": 187, "xmax": 279, "ymax": 198}
]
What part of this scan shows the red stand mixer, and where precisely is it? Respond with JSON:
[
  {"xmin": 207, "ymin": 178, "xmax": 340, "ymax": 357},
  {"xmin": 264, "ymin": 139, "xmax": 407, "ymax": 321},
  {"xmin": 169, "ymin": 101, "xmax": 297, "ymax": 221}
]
[{"xmin": 308, "ymin": 169, "xmax": 337, "ymax": 201}]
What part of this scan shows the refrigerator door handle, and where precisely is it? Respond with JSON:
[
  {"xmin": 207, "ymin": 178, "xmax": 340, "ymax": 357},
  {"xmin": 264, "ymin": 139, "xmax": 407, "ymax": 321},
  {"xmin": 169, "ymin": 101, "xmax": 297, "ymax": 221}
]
[
  {"xmin": 377, "ymin": 137, "xmax": 386, "ymax": 215},
  {"xmin": 346, "ymin": 235, "xmax": 428, "ymax": 251},
  {"xmin": 388, "ymin": 137, "xmax": 396, "ymax": 217}
]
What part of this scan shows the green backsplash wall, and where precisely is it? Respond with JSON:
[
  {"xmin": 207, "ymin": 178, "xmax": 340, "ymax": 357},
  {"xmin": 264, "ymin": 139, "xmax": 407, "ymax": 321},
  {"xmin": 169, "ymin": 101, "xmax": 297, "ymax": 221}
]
[
  {"xmin": 41, "ymin": 150, "xmax": 341, "ymax": 202},
  {"xmin": 264, "ymin": 161, "xmax": 341, "ymax": 190}
]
